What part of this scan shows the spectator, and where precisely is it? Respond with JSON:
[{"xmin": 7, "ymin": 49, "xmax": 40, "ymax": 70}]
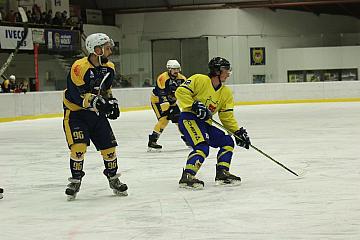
[
  {"xmin": 40, "ymin": 11, "xmax": 47, "ymax": 24},
  {"xmin": 5, "ymin": 10, "xmax": 15, "ymax": 22},
  {"xmin": 45, "ymin": 10, "xmax": 52, "ymax": 24},
  {"xmin": 52, "ymin": 11, "xmax": 63, "ymax": 25},
  {"xmin": 142, "ymin": 78, "xmax": 152, "ymax": 87},
  {"xmin": 0, "ymin": 8, "xmax": 5, "ymax": 22},
  {"xmin": 14, "ymin": 12, "xmax": 22, "ymax": 22},
  {"xmin": 61, "ymin": 10, "xmax": 67, "ymax": 23}
]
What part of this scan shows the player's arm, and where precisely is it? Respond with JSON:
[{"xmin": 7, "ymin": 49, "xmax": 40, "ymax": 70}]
[
  {"xmin": 175, "ymin": 78, "xmax": 196, "ymax": 111},
  {"xmin": 218, "ymin": 89, "xmax": 251, "ymax": 149},
  {"xmin": 155, "ymin": 74, "xmax": 173, "ymax": 111},
  {"xmin": 218, "ymin": 89, "xmax": 239, "ymax": 132}
]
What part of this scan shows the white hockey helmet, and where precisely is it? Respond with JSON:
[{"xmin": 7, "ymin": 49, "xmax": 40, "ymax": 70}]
[
  {"xmin": 166, "ymin": 60, "xmax": 181, "ymax": 70},
  {"xmin": 85, "ymin": 33, "xmax": 114, "ymax": 55},
  {"xmin": 9, "ymin": 75, "xmax": 16, "ymax": 80}
]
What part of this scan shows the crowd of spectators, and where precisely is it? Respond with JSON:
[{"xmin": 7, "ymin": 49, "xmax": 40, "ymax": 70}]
[{"xmin": 0, "ymin": 4, "xmax": 79, "ymax": 28}]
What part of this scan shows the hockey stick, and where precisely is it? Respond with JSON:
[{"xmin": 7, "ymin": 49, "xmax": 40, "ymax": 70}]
[
  {"xmin": 211, "ymin": 118, "xmax": 299, "ymax": 177},
  {"xmin": 98, "ymin": 72, "xmax": 110, "ymax": 95},
  {"xmin": 0, "ymin": 7, "xmax": 29, "ymax": 77}
]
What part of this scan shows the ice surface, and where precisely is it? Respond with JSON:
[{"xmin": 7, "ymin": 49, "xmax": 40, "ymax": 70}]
[{"xmin": 0, "ymin": 102, "xmax": 359, "ymax": 240}]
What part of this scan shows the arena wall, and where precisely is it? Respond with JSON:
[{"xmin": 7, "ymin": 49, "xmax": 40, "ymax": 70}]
[{"xmin": 0, "ymin": 81, "xmax": 359, "ymax": 122}]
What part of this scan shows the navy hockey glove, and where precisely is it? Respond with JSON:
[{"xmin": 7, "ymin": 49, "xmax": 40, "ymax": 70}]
[
  {"xmin": 234, "ymin": 127, "xmax": 251, "ymax": 149},
  {"xmin": 191, "ymin": 101, "xmax": 211, "ymax": 121},
  {"xmin": 90, "ymin": 95, "xmax": 112, "ymax": 114},
  {"xmin": 106, "ymin": 98, "xmax": 120, "ymax": 120},
  {"xmin": 167, "ymin": 105, "xmax": 180, "ymax": 123}
]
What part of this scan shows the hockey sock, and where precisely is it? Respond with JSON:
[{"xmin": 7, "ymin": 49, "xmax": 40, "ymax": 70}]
[
  {"xmin": 101, "ymin": 147, "xmax": 118, "ymax": 178},
  {"xmin": 217, "ymin": 145, "xmax": 234, "ymax": 171},
  {"xmin": 185, "ymin": 143, "xmax": 209, "ymax": 175}
]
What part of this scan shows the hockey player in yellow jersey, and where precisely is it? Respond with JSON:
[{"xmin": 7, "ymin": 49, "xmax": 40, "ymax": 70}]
[
  {"xmin": 62, "ymin": 33, "xmax": 127, "ymax": 200},
  {"xmin": 175, "ymin": 57, "xmax": 251, "ymax": 188},
  {"xmin": 147, "ymin": 59, "xmax": 188, "ymax": 151}
]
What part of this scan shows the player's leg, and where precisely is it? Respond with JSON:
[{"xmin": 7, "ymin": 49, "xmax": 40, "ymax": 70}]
[
  {"xmin": 208, "ymin": 126, "xmax": 241, "ymax": 185},
  {"xmin": 91, "ymin": 116, "xmax": 128, "ymax": 196},
  {"xmin": 63, "ymin": 110, "xmax": 90, "ymax": 200},
  {"xmin": 178, "ymin": 113, "xmax": 210, "ymax": 188},
  {"xmin": 0, "ymin": 188, "xmax": 3, "ymax": 199},
  {"xmin": 148, "ymin": 98, "xmax": 170, "ymax": 151},
  {"xmin": 100, "ymin": 147, "xmax": 128, "ymax": 196}
]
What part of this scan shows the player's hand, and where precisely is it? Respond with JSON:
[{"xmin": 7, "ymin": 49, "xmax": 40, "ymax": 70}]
[
  {"xmin": 90, "ymin": 95, "xmax": 112, "ymax": 114},
  {"xmin": 191, "ymin": 101, "xmax": 211, "ymax": 121},
  {"xmin": 106, "ymin": 98, "xmax": 120, "ymax": 120},
  {"xmin": 234, "ymin": 127, "xmax": 251, "ymax": 149},
  {"xmin": 160, "ymin": 102, "xmax": 170, "ymax": 111}
]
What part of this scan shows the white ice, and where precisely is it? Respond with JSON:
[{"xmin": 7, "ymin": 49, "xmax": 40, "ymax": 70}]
[{"xmin": 0, "ymin": 102, "xmax": 360, "ymax": 240}]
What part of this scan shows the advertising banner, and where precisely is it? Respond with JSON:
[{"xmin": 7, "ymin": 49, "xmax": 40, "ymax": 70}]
[
  {"xmin": 32, "ymin": 28, "xmax": 45, "ymax": 44},
  {"xmin": 0, "ymin": 26, "xmax": 34, "ymax": 50},
  {"xmin": 45, "ymin": 29, "xmax": 79, "ymax": 51}
]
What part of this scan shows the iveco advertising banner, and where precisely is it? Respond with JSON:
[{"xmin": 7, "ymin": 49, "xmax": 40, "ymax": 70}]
[{"xmin": 0, "ymin": 26, "xmax": 33, "ymax": 50}]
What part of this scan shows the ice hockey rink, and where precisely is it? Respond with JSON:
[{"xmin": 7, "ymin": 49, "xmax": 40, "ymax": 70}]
[{"xmin": 0, "ymin": 101, "xmax": 359, "ymax": 240}]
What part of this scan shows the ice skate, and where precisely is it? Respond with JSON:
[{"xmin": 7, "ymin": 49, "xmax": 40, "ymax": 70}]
[
  {"xmin": 147, "ymin": 132, "xmax": 162, "ymax": 152},
  {"xmin": 147, "ymin": 140, "xmax": 162, "ymax": 152},
  {"xmin": 108, "ymin": 174, "xmax": 128, "ymax": 196},
  {"xmin": 179, "ymin": 169, "xmax": 204, "ymax": 189},
  {"xmin": 215, "ymin": 165, "xmax": 241, "ymax": 186},
  {"xmin": 0, "ymin": 188, "xmax": 3, "ymax": 199},
  {"xmin": 181, "ymin": 136, "xmax": 192, "ymax": 148},
  {"xmin": 65, "ymin": 177, "xmax": 81, "ymax": 201}
]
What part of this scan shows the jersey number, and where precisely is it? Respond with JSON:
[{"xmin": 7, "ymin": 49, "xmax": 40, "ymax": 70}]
[{"xmin": 73, "ymin": 131, "xmax": 84, "ymax": 140}]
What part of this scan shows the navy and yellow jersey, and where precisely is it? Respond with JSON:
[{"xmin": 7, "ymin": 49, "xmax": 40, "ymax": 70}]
[
  {"xmin": 175, "ymin": 74, "xmax": 239, "ymax": 132},
  {"xmin": 63, "ymin": 57, "xmax": 115, "ymax": 111},
  {"xmin": 1, "ymin": 79, "xmax": 12, "ymax": 93},
  {"xmin": 151, "ymin": 71, "xmax": 186, "ymax": 104}
]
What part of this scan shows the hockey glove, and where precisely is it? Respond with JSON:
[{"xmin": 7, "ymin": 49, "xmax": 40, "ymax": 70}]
[
  {"xmin": 167, "ymin": 105, "xmax": 180, "ymax": 123},
  {"xmin": 234, "ymin": 127, "xmax": 251, "ymax": 149},
  {"xmin": 160, "ymin": 102, "xmax": 170, "ymax": 112},
  {"xmin": 191, "ymin": 101, "xmax": 211, "ymax": 121},
  {"xmin": 106, "ymin": 98, "xmax": 120, "ymax": 120},
  {"xmin": 90, "ymin": 95, "xmax": 112, "ymax": 114},
  {"xmin": 167, "ymin": 94, "xmax": 177, "ymax": 105}
]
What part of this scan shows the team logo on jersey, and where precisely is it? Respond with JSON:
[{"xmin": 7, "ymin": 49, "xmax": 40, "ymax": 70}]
[
  {"xmin": 89, "ymin": 70, "xmax": 94, "ymax": 79},
  {"xmin": 101, "ymin": 68, "xmax": 108, "ymax": 74},
  {"xmin": 205, "ymin": 97, "xmax": 219, "ymax": 113},
  {"xmin": 73, "ymin": 65, "xmax": 81, "ymax": 76}
]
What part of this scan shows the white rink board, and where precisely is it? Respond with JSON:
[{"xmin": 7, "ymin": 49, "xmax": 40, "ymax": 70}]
[
  {"xmin": 0, "ymin": 81, "xmax": 360, "ymax": 118},
  {"xmin": 0, "ymin": 102, "xmax": 359, "ymax": 239}
]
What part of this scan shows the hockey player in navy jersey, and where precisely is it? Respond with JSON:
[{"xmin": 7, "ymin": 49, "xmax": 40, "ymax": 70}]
[
  {"xmin": 62, "ymin": 33, "xmax": 127, "ymax": 200},
  {"xmin": 147, "ymin": 60, "xmax": 188, "ymax": 151},
  {"xmin": 175, "ymin": 57, "xmax": 251, "ymax": 188}
]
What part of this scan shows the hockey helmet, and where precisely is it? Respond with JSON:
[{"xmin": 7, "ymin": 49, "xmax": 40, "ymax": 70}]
[
  {"xmin": 208, "ymin": 57, "xmax": 231, "ymax": 76},
  {"xmin": 166, "ymin": 60, "xmax": 181, "ymax": 70},
  {"xmin": 85, "ymin": 33, "xmax": 114, "ymax": 55},
  {"xmin": 9, "ymin": 75, "xmax": 16, "ymax": 80}
]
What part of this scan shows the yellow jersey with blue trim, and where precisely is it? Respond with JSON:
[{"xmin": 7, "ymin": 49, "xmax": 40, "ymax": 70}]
[
  {"xmin": 175, "ymin": 74, "xmax": 239, "ymax": 132},
  {"xmin": 63, "ymin": 57, "xmax": 115, "ymax": 111}
]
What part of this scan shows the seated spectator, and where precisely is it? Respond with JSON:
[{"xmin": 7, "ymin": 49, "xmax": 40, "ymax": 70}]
[
  {"xmin": 142, "ymin": 78, "xmax": 152, "ymax": 87},
  {"xmin": 45, "ymin": 10, "xmax": 52, "ymax": 24},
  {"xmin": 52, "ymin": 11, "xmax": 62, "ymax": 25}
]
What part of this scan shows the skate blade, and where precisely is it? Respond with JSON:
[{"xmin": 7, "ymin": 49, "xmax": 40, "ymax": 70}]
[
  {"xmin": 66, "ymin": 194, "xmax": 77, "ymax": 201},
  {"xmin": 147, "ymin": 147, "xmax": 162, "ymax": 152},
  {"xmin": 113, "ymin": 189, "xmax": 128, "ymax": 196},
  {"xmin": 179, "ymin": 183, "xmax": 204, "ymax": 190},
  {"xmin": 215, "ymin": 180, "xmax": 241, "ymax": 186}
]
